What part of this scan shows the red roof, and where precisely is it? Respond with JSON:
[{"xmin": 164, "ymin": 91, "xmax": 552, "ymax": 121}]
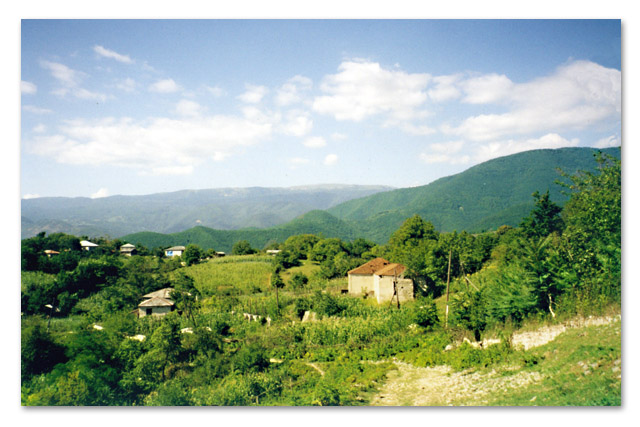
[
  {"xmin": 348, "ymin": 257, "xmax": 390, "ymax": 275},
  {"xmin": 374, "ymin": 263, "xmax": 406, "ymax": 277}
]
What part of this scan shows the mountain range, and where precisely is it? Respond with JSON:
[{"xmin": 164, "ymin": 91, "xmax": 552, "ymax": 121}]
[
  {"xmin": 21, "ymin": 184, "xmax": 393, "ymax": 239},
  {"xmin": 22, "ymin": 147, "xmax": 620, "ymax": 252}
]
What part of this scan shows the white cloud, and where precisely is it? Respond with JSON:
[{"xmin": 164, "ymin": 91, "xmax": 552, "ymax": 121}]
[
  {"xmin": 419, "ymin": 141, "xmax": 470, "ymax": 165},
  {"xmin": 303, "ymin": 136, "xmax": 326, "ymax": 148},
  {"xmin": 279, "ymin": 111, "xmax": 313, "ymax": 137},
  {"xmin": 275, "ymin": 75, "xmax": 313, "ymax": 106},
  {"xmin": 21, "ymin": 81, "xmax": 37, "ymax": 94},
  {"xmin": 461, "ymin": 73, "xmax": 514, "ymax": 104},
  {"xmin": 176, "ymin": 99, "xmax": 202, "ymax": 117},
  {"xmin": 22, "ymin": 194, "xmax": 41, "ymax": 199},
  {"xmin": 593, "ymin": 135, "xmax": 620, "ymax": 148},
  {"xmin": 149, "ymin": 78, "xmax": 181, "ymax": 93},
  {"xmin": 23, "ymin": 105, "xmax": 53, "ymax": 114},
  {"xmin": 40, "ymin": 60, "xmax": 83, "ymax": 87},
  {"xmin": 116, "ymin": 78, "xmax": 136, "ymax": 92},
  {"xmin": 238, "ymin": 84, "xmax": 269, "ymax": 104},
  {"xmin": 428, "ymin": 74, "xmax": 462, "ymax": 102},
  {"xmin": 93, "ymin": 45, "xmax": 133, "ymax": 64},
  {"xmin": 33, "ymin": 124, "xmax": 47, "ymax": 133},
  {"xmin": 445, "ymin": 61, "xmax": 621, "ymax": 142},
  {"xmin": 40, "ymin": 60, "xmax": 108, "ymax": 101},
  {"xmin": 313, "ymin": 60, "xmax": 431, "ymax": 123},
  {"xmin": 205, "ymin": 85, "xmax": 225, "ymax": 97},
  {"xmin": 473, "ymin": 133, "xmax": 580, "ymax": 164},
  {"xmin": 330, "ymin": 133, "xmax": 347, "ymax": 141},
  {"xmin": 324, "ymin": 154, "xmax": 338, "ymax": 166},
  {"xmin": 90, "ymin": 188, "xmax": 110, "ymax": 199},
  {"xmin": 29, "ymin": 113, "xmax": 275, "ymax": 176}
]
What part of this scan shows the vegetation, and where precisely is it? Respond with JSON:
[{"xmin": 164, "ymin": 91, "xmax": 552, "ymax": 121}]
[{"xmin": 20, "ymin": 149, "xmax": 620, "ymax": 406}]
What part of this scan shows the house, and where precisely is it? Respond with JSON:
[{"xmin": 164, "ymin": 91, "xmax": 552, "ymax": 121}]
[
  {"xmin": 44, "ymin": 249, "xmax": 60, "ymax": 257},
  {"xmin": 347, "ymin": 257, "xmax": 414, "ymax": 304},
  {"xmin": 80, "ymin": 240, "xmax": 98, "ymax": 251},
  {"xmin": 137, "ymin": 288, "xmax": 176, "ymax": 317},
  {"xmin": 120, "ymin": 243, "xmax": 136, "ymax": 256},
  {"xmin": 164, "ymin": 246, "xmax": 186, "ymax": 257},
  {"xmin": 266, "ymin": 249, "xmax": 281, "ymax": 256}
]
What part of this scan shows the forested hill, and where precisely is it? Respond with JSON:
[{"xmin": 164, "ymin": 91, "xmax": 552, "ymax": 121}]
[
  {"xmin": 21, "ymin": 184, "xmax": 392, "ymax": 239},
  {"xmin": 123, "ymin": 210, "xmax": 357, "ymax": 253},
  {"xmin": 328, "ymin": 147, "xmax": 621, "ymax": 240},
  {"xmin": 120, "ymin": 147, "xmax": 620, "ymax": 251}
]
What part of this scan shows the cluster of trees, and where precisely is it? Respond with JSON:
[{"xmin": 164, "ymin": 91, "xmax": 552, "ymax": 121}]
[{"xmin": 449, "ymin": 152, "xmax": 621, "ymax": 339}]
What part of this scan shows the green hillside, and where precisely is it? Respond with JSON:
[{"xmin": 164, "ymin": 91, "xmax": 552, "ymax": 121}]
[
  {"xmin": 330, "ymin": 147, "xmax": 621, "ymax": 239},
  {"xmin": 123, "ymin": 147, "xmax": 620, "ymax": 250},
  {"xmin": 124, "ymin": 210, "xmax": 357, "ymax": 253}
]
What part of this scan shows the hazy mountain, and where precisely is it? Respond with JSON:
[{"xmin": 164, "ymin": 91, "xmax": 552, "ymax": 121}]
[
  {"xmin": 119, "ymin": 146, "xmax": 620, "ymax": 251},
  {"xmin": 21, "ymin": 184, "xmax": 393, "ymax": 239}
]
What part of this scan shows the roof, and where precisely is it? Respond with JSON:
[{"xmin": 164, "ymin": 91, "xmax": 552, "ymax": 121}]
[
  {"xmin": 138, "ymin": 296, "xmax": 174, "ymax": 308},
  {"xmin": 44, "ymin": 249, "xmax": 60, "ymax": 255},
  {"xmin": 143, "ymin": 288, "xmax": 175, "ymax": 299},
  {"xmin": 80, "ymin": 240, "xmax": 98, "ymax": 247},
  {"xmin": 348, "ymin": 258, "xmax": 391, "ymax": 275},
  {"xmin": 120, "ymin": 243, "xmax": 136, "ymax": 249},
  {"xmin": 165, "ymin": 246, "xmax": 186, "ymax": 251},
  {"xmin": 374, "ymin": 263, "xmax": 406, "ymax": 277}
]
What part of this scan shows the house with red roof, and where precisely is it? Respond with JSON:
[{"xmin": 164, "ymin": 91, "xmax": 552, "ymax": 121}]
[{"xmin": 347, "ymin": 257, "xmax": 414, "ymax": 304}]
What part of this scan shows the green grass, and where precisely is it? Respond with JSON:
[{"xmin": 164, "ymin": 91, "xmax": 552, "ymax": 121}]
[
  {"xmin": 178, "ymin": 255, "xmax": 274, "ymax": 296},
  {"xmin": 485, "ymin": 319, "xmax": 621, "ymax": 406}
]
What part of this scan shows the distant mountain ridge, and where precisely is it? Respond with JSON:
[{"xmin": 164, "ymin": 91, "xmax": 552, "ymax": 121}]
[
  {"xmin": 21, "ymin": 184, "xmax": 393, "ymax": 239},
  {"xmin": 120, "ymin": 146, "xmax": 620, "ymax": 252}
]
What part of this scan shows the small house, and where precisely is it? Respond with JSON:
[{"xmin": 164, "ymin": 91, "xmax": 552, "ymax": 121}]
[
  {"xmin": 44, "ymin": 249, "xmax": 60, "ymax": 257},
  {"xmin": 347, "ymin": 257, "xmax": 414, "ymax": 304},
  {"xmin": 138, "ymin": 288, "xmax": 176, "ymax": 317},
  {"xmin": 120, "ymin": 243, "xmax": 136, "ymax": 256},
  {"xmin": 164, "ymin": 246, "xmax": 186, "ymax": 257},
  {"xmin": 266, "ymin": 249, "xmax": 281, "ymax": 256},
  {"xmin": 80, "ymin": 240, "xmax": 98, "ymax": 251}
]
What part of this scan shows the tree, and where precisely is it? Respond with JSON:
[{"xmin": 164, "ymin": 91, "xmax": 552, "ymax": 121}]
[
  {"xmin": 182, "ymin": 244, "xmax": 204, "ymax": 266},
  {"xmin": 21, "ymin": 319, "xmax": 67, "ymax": 381},
  {"xmin": 171, "ymin": 272, "xmax": 200, "ymax": 327},
  {"xmin": 520, "ymin": 190, "xmax": 563, "ymax": 239},
  {"xmin": 232, "ymin": 240, "xmax": 256, "ymax": 256}
]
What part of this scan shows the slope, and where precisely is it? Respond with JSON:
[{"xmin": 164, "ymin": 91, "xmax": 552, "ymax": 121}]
[{"xmin": 330, "ymin": 147, "xmax": 621, "ymax": 240}]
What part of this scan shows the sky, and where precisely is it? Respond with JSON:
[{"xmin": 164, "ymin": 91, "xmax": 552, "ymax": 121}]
[{"xmin": 20, "ymin": 19, "xmax": 621, "ymax": 199}]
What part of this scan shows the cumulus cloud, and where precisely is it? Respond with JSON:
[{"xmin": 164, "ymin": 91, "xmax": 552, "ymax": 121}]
[
  {"xmin": 279, "ymin": 110, "xmax": 313, "ymax": 137},
  {"xmin": 149, "ymin": 78, "xmax": 181, "ymax": 93},
  {"xmin": 324, "ymin": 154, "xmax": 338, "ymax": 166},
  {"xmin": 93, "ymin": 45, "xmax": 133, "ymax": 63},
  {"xmin": 593, "ymin": 135, "xmax": 620, "ymax": 148},
  {"xmin": 473, "ymin": 133, "xmax": 580, "ymax": 163},
  {"xmin": 303, "ymin": 136, "xmax": 326, "ymax": 148},
  {"xmin": 28, "ymin": 113, "xmax": 274, "ymax": 176},
  {"xmin": 428, "ymin": 74, "xmax": 462, "ymax": 102},
  {"xmin": 21, "ymin": 81, "xmax": 37, "ymax": 94},
  {"xmin": 275, "ymin": 75, "xmax": 313, "ymax": 106},
  {"xmin": 90, "ymin": 188, "xmax": 110, "ymax": 199},
  {"xmin": 312, "ymin": 60, "xmax": 431, "ymax": 123},
  {"xmin": 445, "ymin": 61, "xmax": 621, "ymax": 141},
  {"xmin": 238, "ymin": 84, "xmax": 269, "ymax": 104},
  {"xmin": 175, "ymin": 99, "xmax": 202, "ymax": 117},
  {"xmin": 461, "ymin": 73, "xmax": 514, "ymax": 104}
]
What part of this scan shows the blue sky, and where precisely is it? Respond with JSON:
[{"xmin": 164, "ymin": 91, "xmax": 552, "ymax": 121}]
[{"xmin": 20, "ymin": 19, "xmax": 621, "ymax": 198}]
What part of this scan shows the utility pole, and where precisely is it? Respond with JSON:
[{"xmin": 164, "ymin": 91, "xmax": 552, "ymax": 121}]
[{"xmin": 444, "ymin": 248, "xmax": 452, "ymax": 328}]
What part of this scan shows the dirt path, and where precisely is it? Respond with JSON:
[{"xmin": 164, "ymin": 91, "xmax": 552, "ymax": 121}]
[{"xmin": 369, "ymin": 315, "xmax": 620, "ymax": 406}]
